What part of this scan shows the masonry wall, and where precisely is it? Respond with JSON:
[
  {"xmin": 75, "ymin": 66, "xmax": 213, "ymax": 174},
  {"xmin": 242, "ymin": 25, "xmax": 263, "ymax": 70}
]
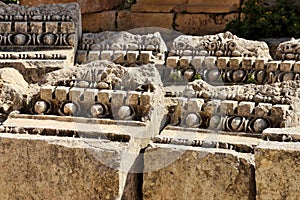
[{"xmin": 19, "ymin": 0, "xmax": 245, "ymax": 35}]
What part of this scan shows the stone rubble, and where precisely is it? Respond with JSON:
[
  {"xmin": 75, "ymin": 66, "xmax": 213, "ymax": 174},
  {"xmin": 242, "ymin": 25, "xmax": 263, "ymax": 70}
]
[{"xmin": 0, "ymin": 2, "xmax": 298, "ymax": 200}]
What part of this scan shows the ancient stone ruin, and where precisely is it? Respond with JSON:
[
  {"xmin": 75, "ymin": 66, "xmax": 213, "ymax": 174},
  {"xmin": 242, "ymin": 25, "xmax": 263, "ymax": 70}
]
[{"xmin": 0, "ymin": 2, "xmax": 299, "ymax": 200}]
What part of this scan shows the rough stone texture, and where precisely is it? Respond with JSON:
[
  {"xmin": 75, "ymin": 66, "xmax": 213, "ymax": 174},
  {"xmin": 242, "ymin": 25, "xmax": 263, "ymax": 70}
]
[
  {"xmin": 117, "ymin": 11, "xmax": 174, "ymax": 31},
  {"xmin": 19, "ymin": 0, "xmax": 123, "ymax": 14},
  {"xmin": 275, "ymin": 38, "xmax": 300, "ymax": 60},
  {"xmin": 143, "ymin": 144, "xmax": 256, "ymax": 200},
  {"xmin": 255, "ymin": 141, "xmax": 300, "ymax": 200},
  {"xmin": 132, "ymin": 0, "xmax": 241, "ymax": 13},
  {"xmin": 79, "ymin": 31, "xmax": 167, "ymax": 53},
  {"xmin": 82, "ymin": 11, "xmax": 116, "ymax": 33},
  {"xmin": 0, "ymin": 133, "xmax": 132, "ymax": 200},
  {"xmin": 0, "ymin": 2, "xmax": 81, "ymax": 67},
  {"xmin": 176, "ymin": 13, "xmax": 239, "ymax": 36},
  {"xmin": 171, "ymin": 31, "xmax": 271, "ymax": 58}
]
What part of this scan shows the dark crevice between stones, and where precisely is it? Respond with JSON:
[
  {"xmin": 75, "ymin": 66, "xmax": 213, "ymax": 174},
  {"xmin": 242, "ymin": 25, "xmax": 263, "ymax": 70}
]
[
  {"xmin": 121, "ymin": 147, "xmax": 145, "ymax": 200},
  {"xmin": 250, "ymin": 163, "xmax": 256, "ymax": 200}
]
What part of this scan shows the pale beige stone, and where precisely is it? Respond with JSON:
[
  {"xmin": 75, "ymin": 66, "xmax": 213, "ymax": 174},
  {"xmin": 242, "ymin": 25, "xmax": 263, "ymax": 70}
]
[
  {"xmin": 117, "ymin": 11, "xmax": 174, "ymax": 31},
  {"xmin": 0, "ymin": 134, "xmax": 126, "ymax": 200},
  {"xmin": 255, "ymin": 141, "xmax": 300, "ymax": 200},
  {"xmin": 143, "ymin": 144, "xmax": 256, "ymax": 200},
  {"xmin": 82, "ymin": 11, "xmax": 116, "ymax": 33},
  {"xmin": 176, "ymin": 13, "xmax": 239, "ymax": 35}
]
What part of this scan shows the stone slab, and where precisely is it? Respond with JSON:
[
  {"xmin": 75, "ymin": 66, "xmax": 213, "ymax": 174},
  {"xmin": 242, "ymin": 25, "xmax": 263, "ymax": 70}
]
[
  {"xmin": 117, "ymin": 11, "xmax": 174, "ymax": 31},
  {"xmin": 20, "ymin": 0, "xmax": 123, "ymax": 14},
  {"xmin": 176, "ymin": 13, "xmax": 239, "ymax": 36},
  {"xmin": 143, "ymin": 143, "xmax": 256, "ymax": 200},
  {"xmin": 255, "ymin": 141, "xmax": 300, "ymax": 200},
  {"xmin": 82, "ymin": 11, "xmax": 116, "ymax": 33},
  {"xmin": 0, "ymin": 133, "xmax": 133, "ymax": 199}
]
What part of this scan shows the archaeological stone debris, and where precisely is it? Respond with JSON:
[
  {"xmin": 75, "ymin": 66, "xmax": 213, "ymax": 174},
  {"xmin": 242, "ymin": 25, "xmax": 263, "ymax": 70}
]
[{"xmin": 0, "ymin": 2, "xmax": 298, "ymax": 200}]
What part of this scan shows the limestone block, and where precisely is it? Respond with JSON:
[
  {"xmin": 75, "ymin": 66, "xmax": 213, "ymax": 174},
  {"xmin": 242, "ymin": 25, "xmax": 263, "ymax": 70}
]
[
  {"xmin": 255, "ymin": 58, "xmax": 268, "ymax": 70},
  {"xmin": 40, "ymin": 86, "xmax": 55, "ymax": 101},
  {"xmin": 270, "ymin": 104, "xmax": 290, "ymax": 120},
  {"xmin": 220, "ymin": 100, "xmax": 238, "ymax": 115},
  {"xmin": 191, "ymin": 56, "xmax": 204, "ymax": 69},
  {"xmin": 176, "ymin": 13, "xmax": 238, "ymax": 35},
  {"xmin": 61, "ymin": 22, "xmax": 76, "ymax": 34},
  {"xmin": 230, "ymin": 57, "xmax": 243, "ymax": 69},
  {"xmin": 0, "ymin": 22, "xmax": 11, "ymax": 33},
  {"xmin": 179, "ymin": 56, "xmax": 192, "ymax": 67},
  {"xmin": 82, "ymin": 89, "xmax": 98, "ymax": 103},
  {"xmin": 254, "ymin": 103, "xmax": 272, "ymax": 117},
  {"xmin": 15, "ymin": 22, "xmax": 27, "ymax": 33},
  {"xmin": 76, "ymin": 50, "xmax": 87, "ymax": 64},
  {"xmin": 141, "ymin": 93, "xmax": 153, "ymax": 106},
  {"xmin": 87, "ymin": 51, "xmax": 100, "ymax": 61},
  {"xmin": 143, "ymin": 144, "xmax": 256, "ymax": 200},
  {"xmin": 166, "ymin": 56, "xmax": 180, "ymax": 69},
  {"xmin": 293, "ymin": 61, "xmax": 300, "ymax": 72},
  {"xmin": 20, "ymin": 0, "xmax": 123, "ymax": 14},
  {"xmin": 238, "ymin": 101, "xmax": 256, "ymax": 117},
  {"xmin": 203, "ymin": 56, "xmax": 217, "ymax": 69},
  {"xmin": 186, "ymin": 98, "xmax": 204, "ymax": 112},
  {"xmin": 187, "ymin": 0, "xmax": 240, "ymax": 13},
  {"xmin": 69, "ymin": 87, "xmax": 84, "ymax": 102},
  {"xmin": 255, "ymin": 141, "xmax": 300, "ymax": 200},
  {"xmin": 0, "ymin": 133, "xmax": 136, "ymax": 199},
  {"xmin": 100, "ymin": 50, "xmax": 113, "ymax": 61},
  {"xmin": 55, "ymin": 86, "xmax": 70, "ymax": 101},
  {"xmin": 131, "ymin": 0, "xmax": 187, "ymax": 12},
  {"xmin": 111, "ymin": 91, "xmax": 127, "ymax": 107},
  {"xmin": 139, "ymin": 51, "xmax": 152, "ymax": 64},
  {"xmin": 45, "ymin": 22, "xmax": 58, "ymax": 34},
  {"xmin": 217, "ymin": 57, "xmax": 230, "ymax": 69},
  {"xmin": 113, "ymin": 50, "xmax": 126, "ymax": 63},
  {"xmin": 242, "ymin": 57, "xmax": 255, "ymax": 69},
  {"xmin": 267, "ymin": 61, "xmax": 281, "ymax": 71},
  {"xmin": 117, "ymin": 11, "xmax": 174, "ymax": 31},
  {"xmin": 126, "ymin": 51, "xmax": 139, "ymax": 64},
  {"xmin": 280, "ymin": 60, "xmax": 295, "ymax": 72},
  {"xmin": 82, "ymin": 11, "xmax": 116, "ymax": 33},
  {"xmin": 97, "ymin": 90, "xmax": 112, "ymax": 104},
  {"xmin": 126, "ymin": 91, "xmax": 140, "ymax": 106}
]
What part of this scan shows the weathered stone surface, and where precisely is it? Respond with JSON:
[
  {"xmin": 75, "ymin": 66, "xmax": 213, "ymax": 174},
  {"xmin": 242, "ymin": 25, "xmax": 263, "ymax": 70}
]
[
  {"xmin": 176, "ymin": 13, "xmax": 239, "ymax": 36},
  {"xmin": 80, "ymin": 31, "xmax": 167, "ymax": 53},
  {"xmin": 117, "ymin": 11, "xmax": 174, "ymax": 31},
  {"xmin": 171, "ymin": 31, "xmax": 271, "ymax": 58},
  {"xmin": 0, "ymin": 2, "xmax": 81, "ymax": 67},
  {"xmin": 255, "ymin": 141, "xmax": 300, "ymax": 200},
  {"xmin": 82, "ymin": 11, "xmax": 116, "ymax": 33},
  {"xmin": 0, "ymin": 133, "xmax": 129, "ymax": 199},
  {"xmin": 143, "ymin": 144, "xmax": 256, "ymax": 200},
  {"xmin": 132, "ymin": 0, "xmax": 241, "ymax": 13},
  {"xmin": 186, "ymin": 0, "xmax": 240, "ymax": 13},
  {"xmin": 20, "ymin": 0, "xmax": 123, "ymax": 14},
  {"xmin": 276, "ymin": 38, "xmax": 300, "ymax": 60}
]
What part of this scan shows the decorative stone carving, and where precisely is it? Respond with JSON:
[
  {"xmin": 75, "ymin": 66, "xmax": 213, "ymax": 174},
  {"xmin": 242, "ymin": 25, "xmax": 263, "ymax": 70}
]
[
  {"xmin": 276, "ymin": 38, "xmax": 300, "ymax": 60},
  {"xmin": 170, "ymin": 31, "xmax": 271, "ymax": 59},
  {"xmin": 0, "ymin": 2, "xmax": 81, "ymax": 67},
  {"xmin": 77, "ymin": 31, "xmax": 167, "ymax": 65}
]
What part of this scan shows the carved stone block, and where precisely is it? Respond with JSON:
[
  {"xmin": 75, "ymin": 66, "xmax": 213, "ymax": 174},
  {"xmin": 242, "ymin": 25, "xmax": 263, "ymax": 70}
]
[
  {"xmin": 15, "ymin": 22, "xmax": 27, "ymax": 33},
  {"xmin": 220, "ymin": 100, "xmax": 238, "ymax": 115},
  {"xmin": 167, "ymin": 56, "xmax": 179, "ymax": 69},
  {"xmin": 55, "ymin": 86, "xmax": 69, "ymax": 101},
  {"xmin": 100, "ymin": 50, "xmax": 113, "ymax": 61},
  {"xmin": 88, "ymin": 51, "xmax": 101, "ymax": 61},
  {"xmin": 0, "ymin": 22, "xmax": 11, "ymax": 33},
  {"xmin": 191, "ymin": 56, "xmax": 204, "ymax": 69},
  {"xmin": 186, "ymin": 98, "xmax": 204, "ymax": 112},
  {"xmin": 97, "ymin": 90, "xmax": 112, "ymax": 104},
  {"xmin": 203, "ymin": 56, "xmax": 217, "ymax": 69},
  {"xmin": 267, "ymin": 61, "xmax": 281, "ymax": 71},
  {"xmin": 238, "ymin": 101, "xmax": 255, "ymax": 117},
  {"xmin": 254, "ymin": 103, "xmax": 272, "ymax": 117},
  {"xmin": 217, "ymin": 57, "xmax": 230, "ymax": 69},
  {"xmin": 30, "ymin": 22, "xmax": 43, "ymax": 34},
  {"xmin": 40, "ymin": 86, "xmax": 55, "ymax": 101},
  {"xmin": 126, "ymin": 91, "xmax": 140, "ymax": 106},
  {"xmin": 280, "ymin": 60, "xmax": 295, "ymax": 72}
]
